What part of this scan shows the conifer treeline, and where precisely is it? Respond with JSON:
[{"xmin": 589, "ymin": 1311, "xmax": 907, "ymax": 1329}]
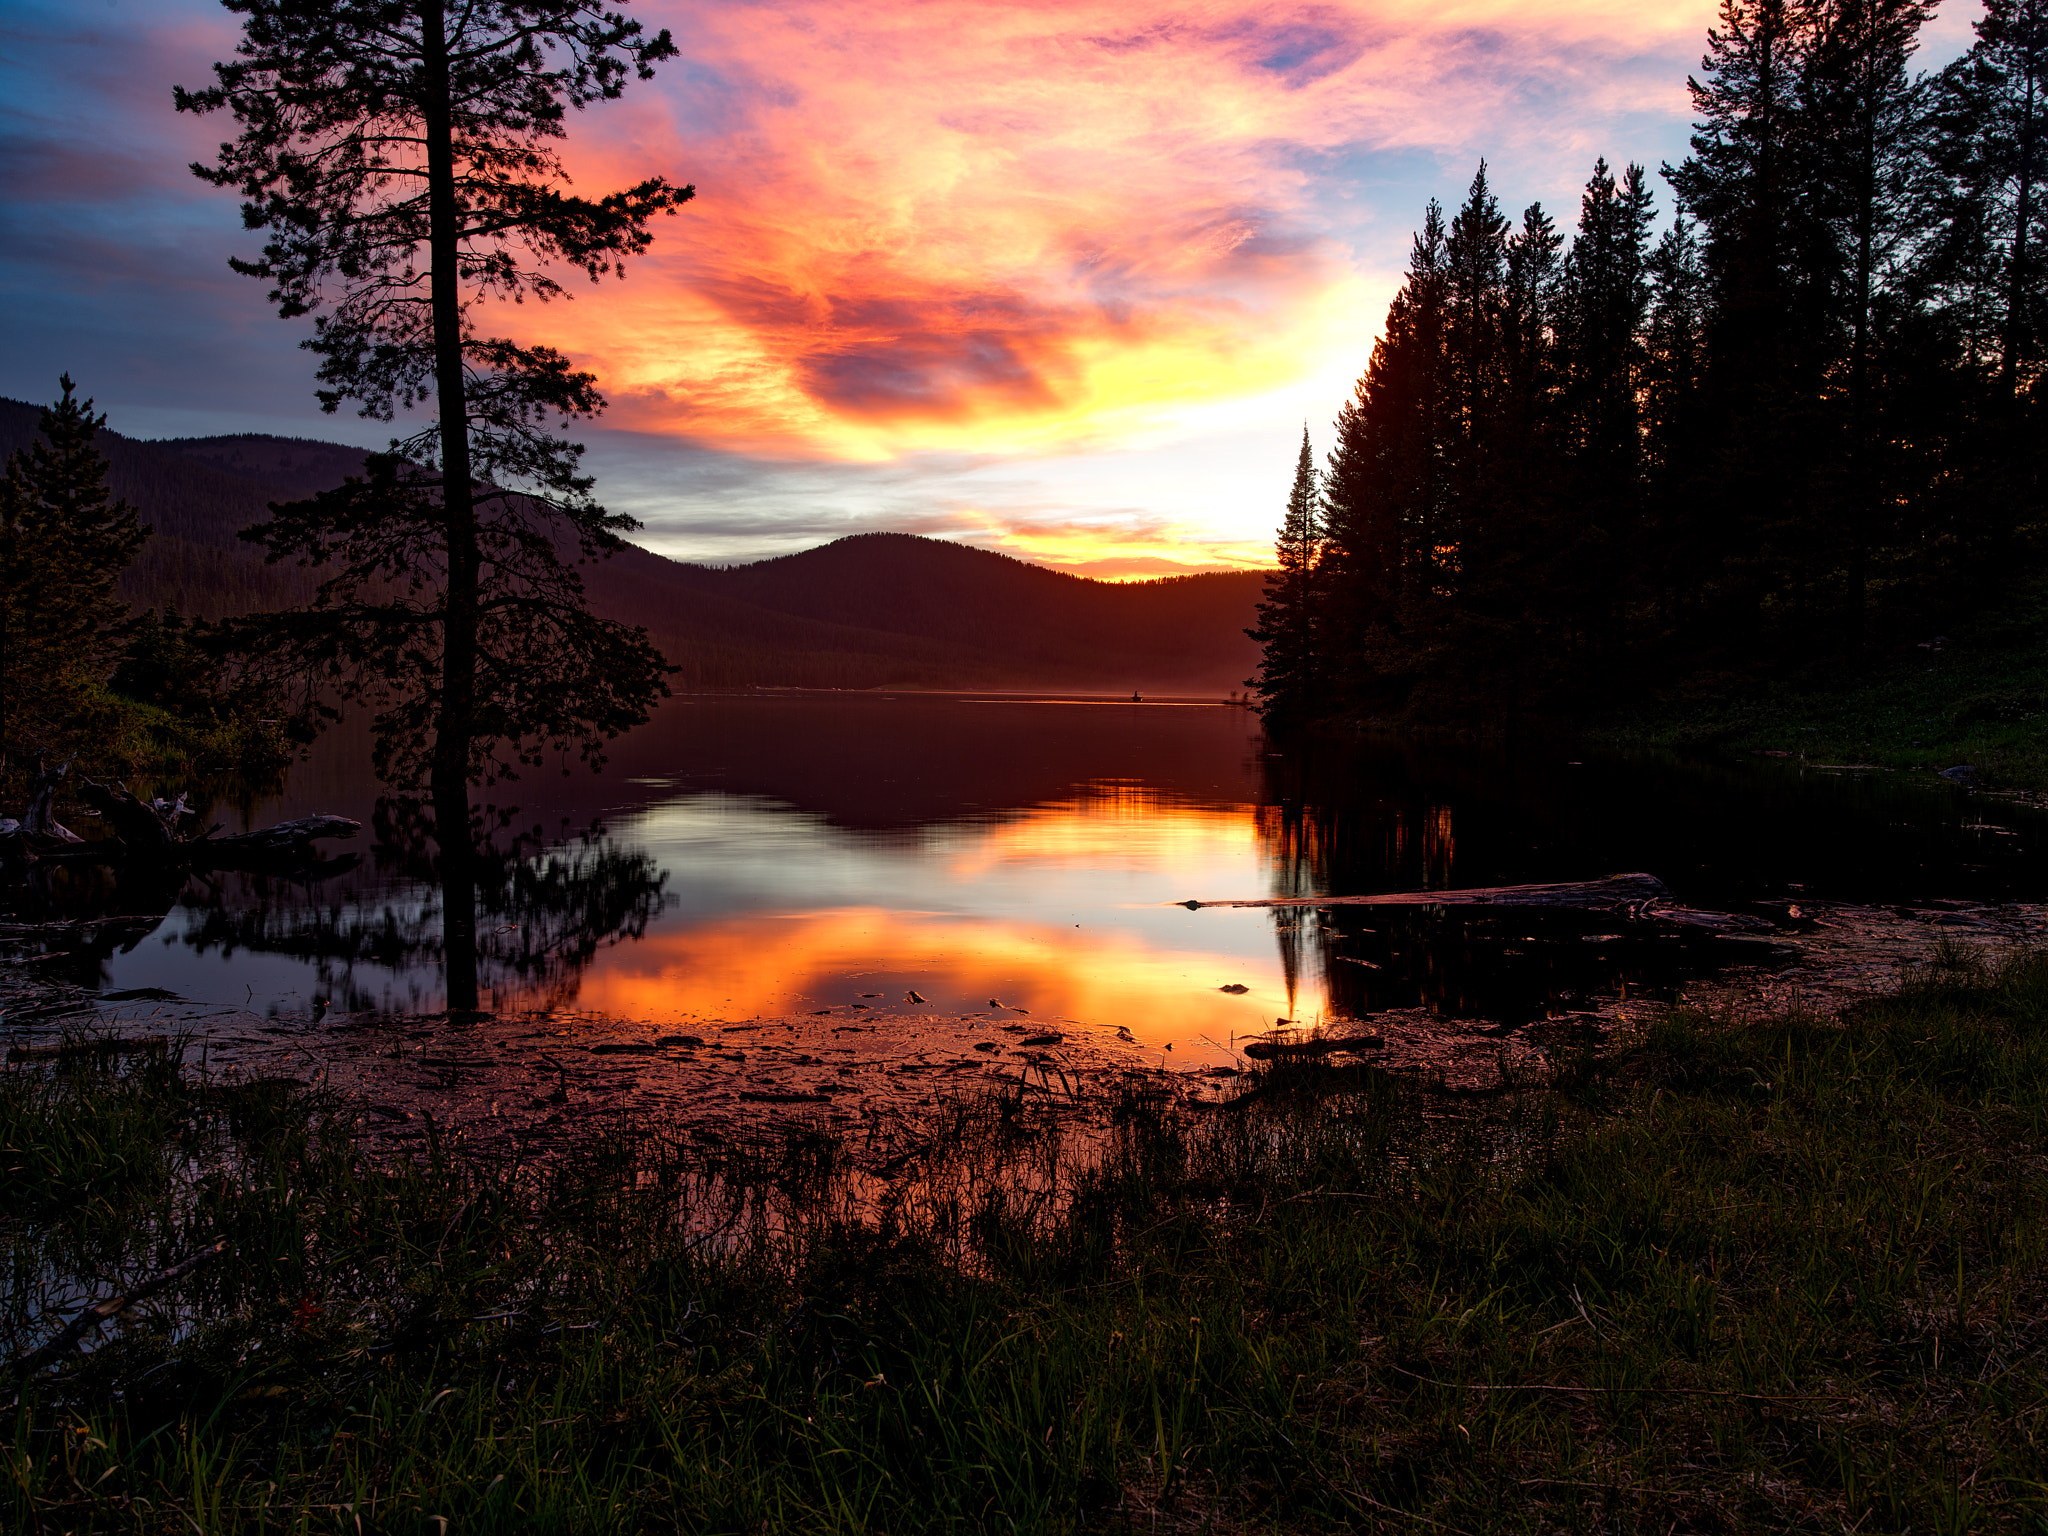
[{"xmin": 1251, "ymin": 0, "xmax": 2046, "ymax": 722}]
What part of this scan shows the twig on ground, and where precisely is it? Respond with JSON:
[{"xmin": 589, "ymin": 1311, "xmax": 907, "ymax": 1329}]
[{"xmin": 12, "ymin": 1241, "xmax": 229, "ymax": 1380}]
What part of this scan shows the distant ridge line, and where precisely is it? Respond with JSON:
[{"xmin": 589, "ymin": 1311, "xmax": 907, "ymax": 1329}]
[{"xmin": 0, "ymin": 400, "xmax": 1264, "ymax": 692}]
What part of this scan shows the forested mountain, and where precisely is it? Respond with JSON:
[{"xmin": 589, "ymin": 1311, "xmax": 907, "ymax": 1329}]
[
  {"xmin": 0, "ymin": 401, "xmax": 1264, "ymax": 692},
  {"xmin": 1250, "ymin": 0, "xmax": 2046, "ymax": 723}
]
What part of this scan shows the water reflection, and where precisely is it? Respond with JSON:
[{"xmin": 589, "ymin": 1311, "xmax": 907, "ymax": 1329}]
[
  {"xmin": 562, "ymin": 784, "xmax": 1296, "ymax": 1044},
  {"xmin": 8, "ymin": 696, "xmax": 2046, "ymax": 1049},
  {"xmin": 1252, "ymin": 733, "xmax": 2048, "ymax": 1027}
]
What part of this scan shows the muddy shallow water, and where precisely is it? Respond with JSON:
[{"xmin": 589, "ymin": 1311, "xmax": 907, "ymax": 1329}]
[{"xmin": 7, "ymin": 693, "xmax": 2048, "ymax": 1138}]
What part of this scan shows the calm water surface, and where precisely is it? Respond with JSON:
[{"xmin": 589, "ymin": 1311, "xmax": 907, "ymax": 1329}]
[{"xmin": 36, "ymin": 693, "xmax": 2048, "ymax": 1050}]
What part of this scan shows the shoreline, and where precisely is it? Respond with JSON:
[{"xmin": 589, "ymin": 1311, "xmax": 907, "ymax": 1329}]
[{"xmin": 11, "ymin": 893, "xmax": 2048, "ymax": 1145}]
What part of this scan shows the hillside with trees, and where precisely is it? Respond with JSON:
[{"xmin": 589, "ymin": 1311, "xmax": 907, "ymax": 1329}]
[
  {"xmin": 0, "ymin": 401, "xmax": 1266, "ymax": 694},
  {"xmin": 1249, "ymin": 0, "xmax": 2045, "ymax": 728}
]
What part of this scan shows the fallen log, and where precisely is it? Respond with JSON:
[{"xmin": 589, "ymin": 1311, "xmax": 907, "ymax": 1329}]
[
  {"xmin": 1180, "ymin": 873, "xmax": 1671, "ymax": 911},
  {"xmin": 6, "ymin": 1035, "xmax": 168, "ymax": 1063},
  {"xmin": 1178, "ymin": 873, "xmax": 1777, "ymax": 935},
  {"xmin": 204, "ymin": 814, "xmax": 362, "ymax": 857}
]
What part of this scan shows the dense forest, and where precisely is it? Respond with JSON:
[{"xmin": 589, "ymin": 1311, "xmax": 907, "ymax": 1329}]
[{"xmin": 1249, "ymin": 0, "xmax": 2046, "ymax": 724}]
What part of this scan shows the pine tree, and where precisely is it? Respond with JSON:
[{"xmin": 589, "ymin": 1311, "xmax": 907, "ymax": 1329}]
[
  {"xmin": 1667, "ymin": 0, "xmax": 1835, "ymax": 646},
  {"xmin": 1320, "ymin": 200, "xmax": 1451, "ymax": 706},
  {"xmin": 1551, "ymin": 160, "xmax": 1656, "ymax": 668},
  {"xmin": 1247, "ymin": 427, "xmax": 1322, "ymax": 719},
  {"xmin": 1800, "ymin": 0, "xmax": 1940, "ymax": 641},
  {"xmin": 1502, "ymin": 202, "xmax": 1563, "ymax": 434},
  {"xmin": 1928, "ymin": 0, "xmax": 2048, "ymax": 398},
  {"xmin": 0, "ymin": 378, "xmax": 149, "ymax": 776},
  {"xmin": 1641, "ymin": 214, "xmax": 1714, "ymax": 631},
  {"xmin": 1667, "ymin": 0, "xmax": 1814, "ymax": 359},
  {"xmin": 178, "ymin": 1, "xmax": 691, "ymax": 1007},
  {"xmin": 177, "ymin": 1, "xmax": 688, "ymax": 793},
  {"xmin": 1557, "ymin": 161, "xmax": 1657, "ymax": 477},
  {"xmin": 1444, "ymin": 162, "xmax": 1510, "ymax": 493},
  {"xmin": 1440, "ymin": 164, "xmax": 1537, "ymax": 690}
]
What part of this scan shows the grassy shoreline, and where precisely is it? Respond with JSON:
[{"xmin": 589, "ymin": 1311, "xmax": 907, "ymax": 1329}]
[
  {"xmin": 7, "ymin": 949, "xmax": 2048, "ymax": 1532},
  {"xmin": 1599, "ymin": 590, "xmax": 2048, "ymax": 792}
]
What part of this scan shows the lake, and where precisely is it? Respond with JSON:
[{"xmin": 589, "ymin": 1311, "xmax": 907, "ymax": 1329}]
[{"xmin": 18, "ymin": 692, "xmax": 2046, "ymax": 1067}]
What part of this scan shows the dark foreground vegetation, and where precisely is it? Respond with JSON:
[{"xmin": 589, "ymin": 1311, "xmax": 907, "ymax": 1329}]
[{"xmin": 7, "ymin": 947, "xmax": 2047, "ymax": 1531}]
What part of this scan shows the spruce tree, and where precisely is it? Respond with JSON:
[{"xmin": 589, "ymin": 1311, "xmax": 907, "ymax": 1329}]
[
  {"xmin": 1801, "ymin": 0, "xmax": 1939, "ymax": 641},
  {"xmin": 1557, "ymin": 160, "xmax": 1656, "ymax": 478},
  {"xmin": 1502, "ymin": 202, "xmax": 1563, "ymax": 433},
  {"xmin": 0, "ymin": 378, "xmax": 149, "ymax": 776},
  {"xmin": 1667, "ymin": 0, "xmax": 1813, "ymax": 356},
  {"xmin": 178, "ymin": 1, "xmax": 691, "ymax": 1007},
  {"xmin": 1551, "ymin": 161, "xmax": 1655, "ymax": 669},
  {"xmin": 1642, "ymin": 213, "xmax": 1713, "ymax": 629},
  {"xmin": 1667, "ymin": 0, "xmax": 1832, "ymax": 646},
  {"xmin": 1928, "ymin": 0, "xmax": 2048, "ymax": 398},
  {"xmin": 1320, "ymin": 200, "xmax": 1451, "ymax": 707},
  {"xmin": 1246, "ymin": 426, "xmax": 1322, "ymax": 719},
  {"xmin": 1441, "ymin": 165, "xmax": 1536, "ymax": 690}
]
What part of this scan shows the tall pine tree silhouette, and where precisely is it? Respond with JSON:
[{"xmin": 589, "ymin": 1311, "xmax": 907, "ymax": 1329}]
[
  {"xmin": 178, "ymin": 1, "xmax": 690, "ymax": 1009},
  {"xmin": 1247, "ymin": 427, "xmax": 1323, "ymax": 720},
  {"xmin": 1321, "ymin": 200, "xmax": 1451, "ymax": 708},
  {"xmin": 1804, "ymin": 0, "xmax": 1940, "ymax": 646}
]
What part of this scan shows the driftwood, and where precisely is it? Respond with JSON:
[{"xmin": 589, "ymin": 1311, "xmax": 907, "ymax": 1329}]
[
  {"xmin": 23, "ymin": 760, "xmax": 81, "ymax": 845},
  {"xmin": 1181, "ymin": 872, "xmax": 1671, "ymax": 910},
  {"xmin": 11, "ymin": 1240, "xmax": 228, "ymax": 1380},
  {"xmin": 208, "ymin": 814, "xmax": 362, "ymax": 857},
  {"xmin": 1180, "ymin": 873, "xmax": 1776, "ymax": 935},
  {"xmin": 30, "ymin": 779, "xmax": 363, "ymax": 871},
  {"xmin": 5, "ymin": 1035, "xmax": 167, "ymax": 1064},
  {"xmin": 77, "ymin": 778, "xmax": 184, "ymax": 856}
]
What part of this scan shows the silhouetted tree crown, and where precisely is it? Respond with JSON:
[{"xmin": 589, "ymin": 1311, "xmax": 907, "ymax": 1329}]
[{"xmin": 176, "ymin": 0, "xmax": 690, "ymax": 792}]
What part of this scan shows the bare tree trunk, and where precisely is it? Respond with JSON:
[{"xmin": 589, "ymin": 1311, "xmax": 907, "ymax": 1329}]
[{"xmin": 422, "ymin": 0, "xmax": 480, "ymax": 1012}]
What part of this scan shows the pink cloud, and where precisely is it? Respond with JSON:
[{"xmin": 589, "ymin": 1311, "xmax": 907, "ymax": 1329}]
[{"xmin": 497, "ymin": 0, "xmax": 1722, "ymax": 459}]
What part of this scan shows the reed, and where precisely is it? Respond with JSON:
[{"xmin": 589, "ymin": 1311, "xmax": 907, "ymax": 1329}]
[{"xmin": 6, "ymin": 947, "xmax": 2047, "ymax": 1531}]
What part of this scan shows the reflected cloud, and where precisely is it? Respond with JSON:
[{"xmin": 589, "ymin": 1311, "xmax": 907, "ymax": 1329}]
[
  {"xmin": 568, "ymin": 905, "xmax": 1289, "ymax": 1051},
  {"xmin": 935, "ymin": 790, "xmax": 1260, "ymax": 881}
]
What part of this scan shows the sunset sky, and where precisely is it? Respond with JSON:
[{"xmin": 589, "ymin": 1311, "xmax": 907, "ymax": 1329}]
[{"xmin": 0, "ymin": 0, "xmax": 1982, "ymax": 578}]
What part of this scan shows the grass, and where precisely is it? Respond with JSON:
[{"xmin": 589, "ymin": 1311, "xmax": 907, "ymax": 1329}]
[
  {"xmin": 1605, "ymin": 582, "xmax": 2048, "ymax": 791},
  {"xmin": 5, "ymin": 947, "xmax": 2048, "ymax": 1532}
]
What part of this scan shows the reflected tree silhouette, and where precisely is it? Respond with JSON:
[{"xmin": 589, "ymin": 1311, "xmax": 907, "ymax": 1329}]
[
  {"xmin": 1257, "ymin": 745, "xmax": 1466, "ymax": 1023},
  {"xmin": 170, "ymin": 797, "xmax": 669, "ymax": 1015}
]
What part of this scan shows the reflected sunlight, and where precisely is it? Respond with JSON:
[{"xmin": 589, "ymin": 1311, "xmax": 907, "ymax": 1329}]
[
  {"xmin": 564, "ymin": 904, "xmax": 1308, "ymax": 1055},
  {"xmin": 934, "ymin": 791, "xmax": 1260, "ymax": 882}
]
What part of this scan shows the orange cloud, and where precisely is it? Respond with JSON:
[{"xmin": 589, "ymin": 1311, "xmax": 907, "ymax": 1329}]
[
  {"xmin": 505, "ymin": 0, "xmax": 1720, "ymax": 462},
  {"xmin": 939, "ymin": 508, "xmax": 1275, "ymax": 578}
]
